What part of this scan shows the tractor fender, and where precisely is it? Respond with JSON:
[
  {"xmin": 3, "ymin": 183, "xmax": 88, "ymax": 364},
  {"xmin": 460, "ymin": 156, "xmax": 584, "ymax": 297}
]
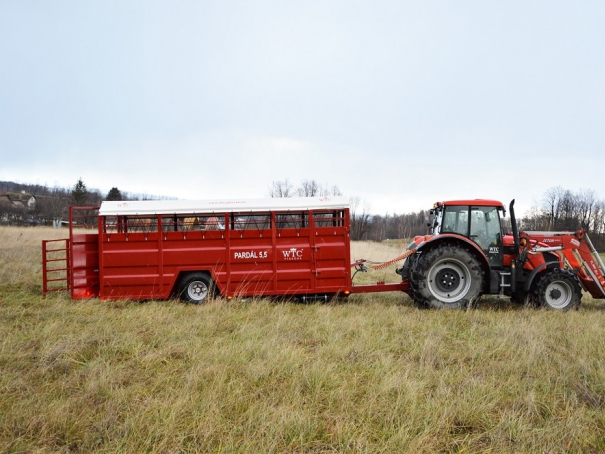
[
  {"xmin": 414, "ymin": 233, "xmax": 491, "ymax": 272},
  {"xmin": 523, "ymin": 261, "xmax": 561, "ymax": 292}
]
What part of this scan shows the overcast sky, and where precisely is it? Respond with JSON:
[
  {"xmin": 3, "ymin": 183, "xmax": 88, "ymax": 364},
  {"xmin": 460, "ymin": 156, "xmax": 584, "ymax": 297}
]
[{"xmin": 1, "ymin": 1, "xmax": 604, "ymax": 216}]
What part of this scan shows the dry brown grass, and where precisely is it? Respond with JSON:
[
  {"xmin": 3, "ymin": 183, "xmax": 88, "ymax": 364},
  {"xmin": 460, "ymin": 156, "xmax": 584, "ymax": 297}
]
[
  {"xmin": 2, "ymin": 227, "xmax": 605, "ymax": 453},
  {"xmin": 0, "ymin": 226, "xmax": 66, "ymax": 286},
  {"xmin": 350, "ymin": 240, "xmax": 410, "ymax": 286}
]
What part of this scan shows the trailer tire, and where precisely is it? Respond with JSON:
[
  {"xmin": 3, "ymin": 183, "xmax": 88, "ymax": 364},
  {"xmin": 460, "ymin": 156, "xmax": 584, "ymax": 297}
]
[
  {"xmin": 178, "ymin": 273, "xmax": 214, "ymax": 304},
  {"xmin": 531, "ymin": 268, "xmax": 581, "ymax": 311},
  {"xmin": 410, "ymin": 243, "xmax": 483, "ymax": 309}
]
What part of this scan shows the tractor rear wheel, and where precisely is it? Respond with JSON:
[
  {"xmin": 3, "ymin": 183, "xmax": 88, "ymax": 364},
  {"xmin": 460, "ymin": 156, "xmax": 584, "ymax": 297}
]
[
  {"xmin": 510, "ymin": 288, "xmax": 531, "ymax": 306},
  {"xmin": 410, "ymin": 243, "xmax": 483, "ymax": 309},
  {"xmin": 531, "ymin": 268, "xmax": 581, "ymax": 311}
]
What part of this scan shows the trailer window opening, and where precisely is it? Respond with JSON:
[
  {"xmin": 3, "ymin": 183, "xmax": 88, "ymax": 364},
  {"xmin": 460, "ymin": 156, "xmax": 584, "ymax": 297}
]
[
  {"xmin": 161, "ymin": 214, "xmax": 225, "ymax": 232},
  {"xmin": 231, "ymin": 213, "xmax": 271, "ymax": 231},
  {"xmin": 71, "ymin": 208, "xmax": 99, "ymax": 230},
  {"xmin": 123, "ymin": 216, "xmax": 159, "ymax": 233},
  {"xmin": 104, "ymin": 216, "xmax": 119, "ymax": 233},
  {"xmin": 275, "ymin": 212, "xmax": 307, "ymax": 230},
  {"xmin": 314, "ymin": 210, "xmax": 345, "ymax": 227}
]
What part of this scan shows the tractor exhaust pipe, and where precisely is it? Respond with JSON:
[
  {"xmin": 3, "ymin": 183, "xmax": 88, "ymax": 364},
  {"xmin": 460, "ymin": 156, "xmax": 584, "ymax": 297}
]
[
  {"xmin": 509, "ymin": 199, "xmax": 519, "ymax": 251},
  {"xmin": 509, "ymin": 199, "xmax": 520, "ymax": 294}
]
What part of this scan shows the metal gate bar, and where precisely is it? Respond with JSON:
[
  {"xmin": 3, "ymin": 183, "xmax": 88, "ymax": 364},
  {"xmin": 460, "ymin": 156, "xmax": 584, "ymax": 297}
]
[{"xmin": 42, "ymin": 238, "xmax": 71, "ymax": 296}]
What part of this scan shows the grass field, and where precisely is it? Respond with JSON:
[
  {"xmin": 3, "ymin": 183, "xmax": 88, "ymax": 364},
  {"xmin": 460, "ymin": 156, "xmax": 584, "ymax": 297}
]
[{"xmin": 2, "ymin": 226, "xmax": 605, "ymax": 453}]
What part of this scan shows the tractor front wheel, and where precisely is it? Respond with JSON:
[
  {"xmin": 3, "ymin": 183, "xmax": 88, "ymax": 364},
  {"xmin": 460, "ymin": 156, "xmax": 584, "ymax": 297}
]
[
  {"xmin": 410, "ymin": 243, "xmax": 483, "ymax": 309},
  {"xmin": 531, "ymin": 268, "xmax": 581, "ymax": 311}
]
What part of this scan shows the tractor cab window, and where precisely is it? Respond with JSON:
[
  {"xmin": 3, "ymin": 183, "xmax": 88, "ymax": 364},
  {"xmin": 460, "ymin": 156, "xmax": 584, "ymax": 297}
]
[
  {"xmin": 441, "ymin": 206, "xmax": 469, "ymax": 236},
  {"xmin": 470, "ymin": 206, "xmax": 503, "ymax": 267}
]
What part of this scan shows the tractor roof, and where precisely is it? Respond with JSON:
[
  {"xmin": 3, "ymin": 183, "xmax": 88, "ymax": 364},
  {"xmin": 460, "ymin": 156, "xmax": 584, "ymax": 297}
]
[{"xmin": 437, "ymin": 199, "xmax": 504, "ymax": 208}]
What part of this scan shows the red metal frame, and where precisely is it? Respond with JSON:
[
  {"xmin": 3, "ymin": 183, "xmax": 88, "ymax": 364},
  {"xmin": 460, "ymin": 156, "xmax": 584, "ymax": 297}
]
[
  {"xmin": 96, "ymin": 208, "xmax": 353, "ymax": 300},
  {"xmin": 42, "ymin": 238, "xmax": 71, "ymax": 295},
  {"xmin": 43, "ymin": 203, "xmax": 408, "ymax": 301},
  {"xmin": 438, "ymin": 199, "xmax": 505, "ymax": 208},
  {"xmin": 350, "ymin": 281, "xmax": 409, "ymax": 294},
  {"xmin": 518, "ymin": 230, "xmax": 605, "ymax": 298},
  {"xmin": 42, "ymin": 207, "xmax": 99, "ymax": 298},
  {"xmin": 68, "ymin": 206, "xmax": 100, "ymax": 299}
]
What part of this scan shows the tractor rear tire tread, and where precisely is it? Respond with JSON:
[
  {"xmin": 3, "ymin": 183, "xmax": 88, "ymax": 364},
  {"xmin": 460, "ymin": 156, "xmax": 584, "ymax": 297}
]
[{"xmin": 410, "ymin": 243, "xmax": 483, "ymax": 309}]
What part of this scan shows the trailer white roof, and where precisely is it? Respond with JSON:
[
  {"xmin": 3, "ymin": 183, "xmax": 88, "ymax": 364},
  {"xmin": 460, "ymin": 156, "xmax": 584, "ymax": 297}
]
[{"xmin": 99, "ymin": 196, "xmax": 349, "ymax": 216}]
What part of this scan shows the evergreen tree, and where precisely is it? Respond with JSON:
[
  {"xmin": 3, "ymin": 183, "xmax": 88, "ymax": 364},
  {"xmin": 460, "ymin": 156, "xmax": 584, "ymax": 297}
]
[
  {"xmin": 106, "ymin": 187, "xmax": 123, "ymax": 201},
  {"xmin": 71, "ymin": 178, "xmax": 88, "ymax": 205}
]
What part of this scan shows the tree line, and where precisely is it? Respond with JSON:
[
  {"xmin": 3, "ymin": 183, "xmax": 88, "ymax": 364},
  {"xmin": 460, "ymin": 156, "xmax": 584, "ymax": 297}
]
[
  {"xmin": 267, "ymin": 179, "xmax": 430, "ymax": 242},
  {"xmin": 3, "ymin": 178, "xmax": 605, "ymax": 249},
  {"xmin": 0, "ymin": 179, "xmax": 169, "ymax": 226},
  {"xmin": 268, "ymin": 180, "xmax": 605, "ymax": 247},
  {"xmin": 521, "ymin": 187, "xmax": 605, "ymax": 246}
]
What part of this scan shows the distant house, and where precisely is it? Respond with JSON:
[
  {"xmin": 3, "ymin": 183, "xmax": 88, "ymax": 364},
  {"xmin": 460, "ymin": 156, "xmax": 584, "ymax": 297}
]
[
  {"xmin": 26, "ymin": 195, "xmax": 36, "ymax": 209},
  {"xmin": 0, "ymin": 191, "xmax": 12, "ymax": 206},
  {"xmin": 0, "ymin": 191, "xmax": 37, "ymax": 211}
]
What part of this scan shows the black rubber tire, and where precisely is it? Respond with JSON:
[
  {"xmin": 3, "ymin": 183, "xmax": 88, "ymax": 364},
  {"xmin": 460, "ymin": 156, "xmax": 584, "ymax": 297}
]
[
  {"xmin": 178, "ymin": 273, "xmax": 214, "ymax": 304},
  {"xmin": 510, "ymin": 288, "xmax": 530, "ymax": 305},
  {"xmin": 410, "ymin": 243, "xmax": 483, "ymax": 309},
  {"xmin": 531, "ymin": 268, "xmax": 581, "ymax": 311},
  {"xmin": 400, "ymin": 255, "xmax": 427, "ymax": 308}
]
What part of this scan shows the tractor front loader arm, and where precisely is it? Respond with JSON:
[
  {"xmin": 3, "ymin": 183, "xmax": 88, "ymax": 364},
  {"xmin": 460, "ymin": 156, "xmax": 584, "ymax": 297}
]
[{"xmin": 523, "ymin": 230, "xmax": 605, "ymax": 299}]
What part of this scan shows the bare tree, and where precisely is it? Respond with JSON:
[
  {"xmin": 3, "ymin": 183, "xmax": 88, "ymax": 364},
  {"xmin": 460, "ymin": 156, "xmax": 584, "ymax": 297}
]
[
  {"xmin": 576, "ymin": 189, "xmax": 597, "ymax": 232},
  {"xmin": 542, "ymin": 186, "xmax": 564, "ymax": 229},
  {"xmin": 350, "ymin": 196, "xmax": 372, "ymax": 240},
  {"xmin": 525, "ymin": 186, "xmax": 605, "ymax": 248},
  {"xmin": 328, "ymin": 185, "xmax": 342, "ymax": 196},
  {"xmin": 39, "ymin": 186, "xmax": 70, "ymax": 225},
  {"xmin": 296, "ymin": 180, "xmax": 342, "ymax": 197},
  {"xmin": 297, "ymin": 180, "xmax": 320, "ymax": 197},
  {"xmin": 317, "ymin": 183, "xmax": 342, "ymax": 197},
  {"xmin": 268, "ymin": 179, "xmax": 294, "ymax": 198},
  {"xmin": 596, "ymin": 201, "xmax": 605, "ymax": 247}
]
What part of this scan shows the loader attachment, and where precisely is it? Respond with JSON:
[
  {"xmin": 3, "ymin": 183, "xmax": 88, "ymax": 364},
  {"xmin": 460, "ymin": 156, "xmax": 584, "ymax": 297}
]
[
  {"xmin": 575, "ymin": 233, "xmax": 605, "ymax": 298},
  {"xmin": 521, "ymin": 230, "xmax": 605, "ymax": 300}
]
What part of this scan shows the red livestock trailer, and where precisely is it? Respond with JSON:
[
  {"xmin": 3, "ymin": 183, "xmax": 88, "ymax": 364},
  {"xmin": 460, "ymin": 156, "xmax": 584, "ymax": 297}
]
[{"xmin": 42, "ymin": 196, "xmax": 406, "ymax": 302}]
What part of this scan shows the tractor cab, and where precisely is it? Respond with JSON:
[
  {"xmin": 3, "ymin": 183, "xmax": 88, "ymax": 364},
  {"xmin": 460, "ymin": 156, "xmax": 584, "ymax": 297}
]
[{"xmin": 431, "ymin": 200, "xmax": 506, "ymax": 268}]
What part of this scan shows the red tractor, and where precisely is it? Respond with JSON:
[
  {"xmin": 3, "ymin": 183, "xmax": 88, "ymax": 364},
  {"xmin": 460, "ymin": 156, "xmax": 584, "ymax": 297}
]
[{"xmin": 396, "ymin": 199, "xmax": 605, "ymax": 310}]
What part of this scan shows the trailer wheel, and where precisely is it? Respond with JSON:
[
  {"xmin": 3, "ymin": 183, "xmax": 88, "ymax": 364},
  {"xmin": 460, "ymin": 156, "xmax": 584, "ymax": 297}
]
[
  {"xmin": 410, "ymin": 243, "xmax": 483, "ymax": 309},
  {"xmin": 178, "ymin": 273, "xmax": 214, "ymax": 304},
  {"xmin": 531, "ymin": 269, "xmax": 581, "ymax": 311}
]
